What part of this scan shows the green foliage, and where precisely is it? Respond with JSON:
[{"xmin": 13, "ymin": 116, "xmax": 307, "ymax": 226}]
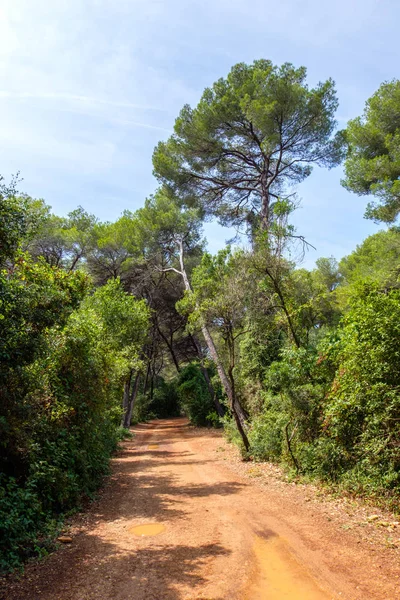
[
  {"xmin": 181, "ymin": 248, "xmax": 249, "ymax": 334},
  {"xmin": 221, "ymin": 414, "xmax": 243, "ymax": 445},
  {"xmin": 0, "ymin": 253, "xmax": 88, "ymax": 368},
  {"xmin": 131, "ymin": 378, "xmax": 181, "ymax": 424},
  {"xmin": 0, "ymin": 474, "xmax": 64, "ymax": 573},
  {"xmin": 248, "ymin": 394, "xmax": 288, "ymax": 461},
  {"xmin": 154, "ymin": 59, "xmax": 344, "ymax": 229},
  {"xmin": 289, "ymin": 260, "xmax": 342, "ymax": 344},
  {"xmin": 238, "ymin": 322, "xmax": 283, "ymax": 386},
  {"xmin": 343, "ymin": 79, "xmax": 400, "ymax": 223},
  {"xmin": 247, "ymin": 345, "xmax": 330, "ymax": 465},
  {"xmin": 27, "ymin": 204, "xmax": 98, "ymax": 271},
  {"xmin": 0, "ymin": 175, "xmax": 26, "ymax": 263},
  {"xmin": 131, "ymin": 393, "xmax": 153, "ymax": 424},
  {"xmin": 177, "ymin": 364, "xmax": 217, "ymax": 426},
  {"xmin": 0, "ymin": 262, "xmax": 150, "ymax": 572},
  {"xmin": 135, "ymin": 189, "xmax": 203, "ymax": 253},
  {"xmin": 148, "ymin": 378, "xmax": 181, "ymax": 419},
  {"xmin": 86, "ymin": 214, "xmax": 140, "ymax": 286},
  {"xmin": 83, "ymin": 278, "xmax": 150, "ymax": 371},
  {"xmin": 316, "ymin": 285, "xmax": 400, "ymax": 500},
  {"xmin": 339, "ymin": 228, "xmax": 400, "ymax": 288}
]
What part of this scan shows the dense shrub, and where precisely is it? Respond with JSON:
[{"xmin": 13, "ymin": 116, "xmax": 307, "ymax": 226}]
[
  {"xmin": 0, "ymin": 254, "xmax": 88, "ymax": 481},
  {"xmin": 148, "ymin": 378, "xmax": 180, "ymax": 418},
  {"xmin": 177, "ymin": 363, "xmax": 218, "ymax": 426},
  {"xmin": 131, "ymin": 392, "xmax": 154, "ymax": 424},
  {"xmin": 0, "ymin": 272, "xmax": 149, "ymax": 573},
  {"xmin": 242, "ymin": 283, "xmax": 400, "ymax": 505},
  {"xmin": 0, "ymin": 476, "xmax": 45, "ymax": 573},
  {"xmin": 248, "ymin": 395, "xmax": 288, "ymax": 461},
  {"xmin": 132, "ymin": 377, "xmax": 181, "ymax": 423},
  {"xmin": 316, "ymin": 285, "xmax": 400, "ymax": 499},
  {"xmin": 246, "ymin": 345, "xmax": 331, "ymax": 465}
]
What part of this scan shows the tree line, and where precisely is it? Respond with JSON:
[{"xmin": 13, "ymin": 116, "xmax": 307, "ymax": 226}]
[{"xmin": 1, "ymin": 59, "xmax": 400, "ymax": 572}]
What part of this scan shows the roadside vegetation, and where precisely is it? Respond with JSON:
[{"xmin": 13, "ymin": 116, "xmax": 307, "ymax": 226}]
[{"xmin": 1, "ymin": 61, "xmax": 400, "ymax": 573}]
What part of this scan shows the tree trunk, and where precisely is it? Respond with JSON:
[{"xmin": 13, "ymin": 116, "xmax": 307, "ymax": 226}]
[
  {"xmin": 69, "ymin": 251, "xmax": 83, "ymax": 272},
  {"xmin": 177, "ymin": 239, "xmax": 249, "ymax": 450},
  {"xmin": 121, "ymin": 371, "xmax": 133, "ymax": 427},
  {"xmin": 157, "ymin": 324, "xmax": 181, "ymax": 373},
  {"xmin": 258, "ymin": 180, "xmax": 302, "ymax": 350},
  {"xmin": 190, "ymin": 334, "xmax": 225, "ymax": 418},
  {"xmin": 143, "ymin": 355, "xmax": 151, "ymax": 395},
  {"xmin": 123, "ymin": 372, "xmax": 141, "ymax": 429},
  {"xmin": 200, "ymin": 324, "xmax": 248, "ymax": 426},
  {"xmin": 202, "ymin": 323, "xmax": 249, "ymax": 451},
  {"xmin": 265, "ymin": 265, "xmax": 301, "ymax": 349},
  {"xmin": 260, "ymin": 175, "xmax": 270, "ymax": 231},
  {"xmin": 200, "ymin": 363, "xmax": 225, "ymax": 418}
]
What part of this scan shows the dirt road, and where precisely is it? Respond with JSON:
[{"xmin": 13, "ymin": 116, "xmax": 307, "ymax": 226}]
[{"xmin": 2, "ymin": 418, "xmax": 400, "ymax": 599}]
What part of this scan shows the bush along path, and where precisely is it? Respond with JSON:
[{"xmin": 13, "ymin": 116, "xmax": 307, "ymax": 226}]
[{"xmin": 1, "ymin": 418, "xmax": 399, "ymax": 600}]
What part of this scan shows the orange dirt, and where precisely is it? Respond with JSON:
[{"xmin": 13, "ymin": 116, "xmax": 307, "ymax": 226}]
[{"xmin": 1, "ymin": 418, "xmax": 400, "ymax": 599}]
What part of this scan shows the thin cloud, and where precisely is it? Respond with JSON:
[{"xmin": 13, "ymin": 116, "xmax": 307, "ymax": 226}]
[
  {"xmin": 115, "ymin": 118, "xmax": 173, "ymax": 133},
  {"xmin": 0, "ymin": 91, "xmax": 166, "ymax": 112},
  {"xmin": 58, "ymin": 106, "xmax": 174, "ymax": 133}
]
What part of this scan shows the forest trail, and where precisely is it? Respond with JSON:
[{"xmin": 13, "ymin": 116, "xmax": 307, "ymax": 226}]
[{"xmin": 3, "ymin": 418, "xmax": 399, "ymax": 600}]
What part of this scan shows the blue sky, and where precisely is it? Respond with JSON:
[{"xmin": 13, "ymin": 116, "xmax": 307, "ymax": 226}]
[{"xmin": 1, "ymin": 0, "xmax": 399, "ymax": 266}]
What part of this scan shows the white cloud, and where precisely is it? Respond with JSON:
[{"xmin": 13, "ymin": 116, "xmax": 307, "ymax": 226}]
[
  {"xmin": 0, "ymin": 91, "xmax": 165, "ymax": 112},
  {"xmin": 0, "ymin": 116, "xmax": 117, "ymax": 173}
]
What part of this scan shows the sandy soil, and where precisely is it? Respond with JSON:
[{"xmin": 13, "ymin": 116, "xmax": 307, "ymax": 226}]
[{"xmin": 1, "ymin": 418, "xmax": 400, "ymax": 599}]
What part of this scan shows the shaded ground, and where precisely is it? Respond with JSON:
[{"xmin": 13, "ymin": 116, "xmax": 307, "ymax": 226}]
[{"xmin": 1, "ymin": 418, "xmax": 400, "ymax": 599}]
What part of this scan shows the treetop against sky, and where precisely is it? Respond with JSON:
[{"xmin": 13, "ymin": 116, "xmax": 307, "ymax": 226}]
[{"xmin": 1, "ymin": 0, "xmax": 399, "ymax": 266}]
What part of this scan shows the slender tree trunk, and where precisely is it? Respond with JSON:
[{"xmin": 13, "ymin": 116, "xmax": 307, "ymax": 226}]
[
  {"xmin": 200, "ymin": 324, "xmax": 248, "ymax": 430},
  {"xmin": 258, "ymin": 179, "xmax": 302, "ymax": 350},
  {"xmin": 201, "ymin": 364, "xmax": 224, "ymax": 418},
  {"xmin": 150, "ymin": 368, "xmax": 154, "ymax": 401},
  {"xmin": 69, "ymin": 252, "xmax": 83, "ymax": 272},
  {"xmin": 176, "ymin": 238, "xmax": 249, "ymax": 450},
  {"xmin": 143, "ymin": 352, "xmax": 152, "ymax": 395},
  {"xmin": 227, "ymin": 330, "xmax": 250, "ymax": 451},
  {"xmin": 121, "ymin": 370, "xmax": 133, "ymax": 427},
  {"xmin": 157, "ymin": 324, "xmax": 181, "ymax": 373},
  {"xmin": 190, "ymin": 334, "xmax": 225, "ymax": 417},
  {"xmin": 260, "ymin": 176, "xmax": 270, "ymax": 231},
  {"xmin": 265, "ymin": 265, "xmax": 301, "ymax": 349},
  {"xmin": 123, "ymin": 373, "xmax": 141, "ymax": 429}
]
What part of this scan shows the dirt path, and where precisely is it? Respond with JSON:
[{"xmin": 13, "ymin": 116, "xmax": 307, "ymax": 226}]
[{"xmin": 2, "ymin": 418, "xmax": 400, "ymax": 599}]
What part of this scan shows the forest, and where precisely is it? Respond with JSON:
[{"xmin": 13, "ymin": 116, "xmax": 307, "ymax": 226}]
[{"xmin": 1, "ymin": 59, "xmax": 400, "ymax": 574}]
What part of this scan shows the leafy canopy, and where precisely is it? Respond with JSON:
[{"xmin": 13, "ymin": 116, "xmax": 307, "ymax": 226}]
[
  {"xmin": 343, "ymin": 80, "xmax": 400, "ymax": 223},
  {"xmin": 153, "ymin": 59, "xmax": 344, "ymax": 231},
  {"xmin": 339, "ymin": 228, "xmax": 400, "ymax": 288}
]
